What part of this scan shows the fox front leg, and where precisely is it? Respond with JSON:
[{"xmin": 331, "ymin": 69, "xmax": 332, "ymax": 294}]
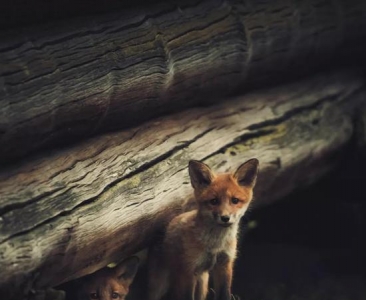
[
  {"xmin": 169, "ymin": 270, "xmax": 197, "ymax": 300},
  {"xmin": 148, "ymin": 248, "xmax": 169, "ymax": 300},
  {"xmin": 195, "ymin": 272, "xmax": 209, "ymax": 300},
  {"xmin": 211, "ymin": 253, "xmax": 234, "ymax": 300}
]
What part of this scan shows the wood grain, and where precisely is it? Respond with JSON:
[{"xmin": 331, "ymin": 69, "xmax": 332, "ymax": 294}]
[
  {"xmin": 0, "ymin": 70, "xmax": 365, "ymax": 299},
  {"xmin": 1, "ymin": 0, "xmax": 366, "ymax": 163}
]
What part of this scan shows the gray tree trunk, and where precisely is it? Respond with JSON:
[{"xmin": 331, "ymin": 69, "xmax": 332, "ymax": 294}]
[{"xmin": 1, "ymin": 0, "xmax": 366, "ymax": 163}]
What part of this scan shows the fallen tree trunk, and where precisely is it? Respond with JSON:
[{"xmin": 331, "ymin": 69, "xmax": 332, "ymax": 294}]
[
  {"xmin": 0, "ymin": 70, "xmax": 365, "ymax": 299},
  {"xmin": 1, "ymin": 0, "xmax": 366, "ymax": 163}
]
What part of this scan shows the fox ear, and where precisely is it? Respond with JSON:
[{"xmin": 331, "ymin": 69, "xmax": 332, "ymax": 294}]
[
  {"xmin": 234, "ymin": 158, "xmax": 259, "ymax": 188},
  {"xmin": 115, "ymin": 256, "xmax": 139, "ymax": 286},
  {"xmin": 188, "ymin": 160, "xmax": 215, "ymax": 189}
]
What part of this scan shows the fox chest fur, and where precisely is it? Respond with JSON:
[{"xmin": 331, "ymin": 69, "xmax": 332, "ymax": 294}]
[
  {"xmin": 164, "ymin": 210, "xmax": 238, "ymax": 274},
  {"xmin": 195, "ymin": 221, "xmax": 238, "ymax": 273}
]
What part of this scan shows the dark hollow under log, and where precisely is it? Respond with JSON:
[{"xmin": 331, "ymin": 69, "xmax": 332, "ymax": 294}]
[
  {"xmin": 0, "ymin": 70, "xmax": 365, "ymax": 299},
  {"xmin": 1, "ymin": 0, "xmax": 366, "ymax": 163}
]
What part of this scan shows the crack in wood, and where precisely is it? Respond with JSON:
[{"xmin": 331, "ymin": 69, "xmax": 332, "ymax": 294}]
[
  {"xmin": 247, "ymin": 89, "xmax": 360, "ymax": 131},
  {"xmin": 0, "ymin": 187, "xmax": 64, "ymax": 216},
  {"xmin": 0, "ymin": 127, "xmax": 216, "ymax": 243},
  {"xmin": 202, "ymin": 128, "xmax": 276, "ymax": 162}
]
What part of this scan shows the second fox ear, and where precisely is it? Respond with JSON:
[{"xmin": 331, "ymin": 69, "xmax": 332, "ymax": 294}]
[
  {"xmin": 188, "ymin": 160, "xmax": 215, "ymax": 189},
  {"xmin": 115, "ymin": 256, "xmax": 139, "ymax": 286},
  {"xmin": 234, "ymin": 158, "xmax": 259, "ymax": 188}
]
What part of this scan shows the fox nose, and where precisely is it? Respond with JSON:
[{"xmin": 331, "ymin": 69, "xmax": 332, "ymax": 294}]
[{"xmin": 221, "ymin": 216, "xmax": 230, "ymax": 223}]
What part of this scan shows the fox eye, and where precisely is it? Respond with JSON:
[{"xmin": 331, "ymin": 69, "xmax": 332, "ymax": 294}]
[
  {"xmin": 112, "ymin": 292, "xmax": 120, "ymax": 299},
  {"xmin": 231, "ymin": 198, "xmax": 239, "ymax": 204},
  {"xmin": 209, "ymin": 198, "xmax": 219, "ymax": 205},
  {"xmin": 90, "ymin": 293, "xmax": 98, "ymax": 299}
]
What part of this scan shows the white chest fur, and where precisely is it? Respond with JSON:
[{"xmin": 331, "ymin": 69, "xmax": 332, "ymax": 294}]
[
  {"xmin": 193, "ymin": 222, "xmax": 238, "ymax": 273},
  {"xmin": 198, "ymin": 222, "xmax": 238, "ymax": 252}
]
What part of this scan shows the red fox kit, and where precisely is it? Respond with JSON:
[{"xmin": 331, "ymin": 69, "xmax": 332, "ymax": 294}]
[
  {"xmin": 76, "ymin": 256, "xmax": 139, "ymax": 300},
  {"xmin": 148, "ymin": 159, "xmax": 259, "ymax": 300}
]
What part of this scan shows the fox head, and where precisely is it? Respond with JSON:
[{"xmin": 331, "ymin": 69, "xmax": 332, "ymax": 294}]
[
  {"xmin": 188, "ymin": 159, "xmax": 259, "ymax": 227},
  {"xmin": 77, "ymin": 256, "xmax": 139, "ymax": 300}
]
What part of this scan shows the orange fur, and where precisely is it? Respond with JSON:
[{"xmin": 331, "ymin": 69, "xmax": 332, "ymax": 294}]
[
  {"xmin": 76, "ymin": 257, "xmax": 139, "ymax": 300},
  {"xmin": 148, "ymin": 159, "xmax": 259, "ymax": 300}
]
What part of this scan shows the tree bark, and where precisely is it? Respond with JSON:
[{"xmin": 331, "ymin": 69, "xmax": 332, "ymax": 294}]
[
  {"xmin": 1, "ymin": 0, "xmax": 366, "ymax": 163},
  {"xmin": 0, "ymin": 70, "xmax": 365, "ymax": 299}
]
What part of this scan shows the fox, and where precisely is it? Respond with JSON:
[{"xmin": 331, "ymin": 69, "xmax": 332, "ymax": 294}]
[
  {"xmin": 76, "ymin": 256, "xmax": 139, "ymax": 300},
  {"xmin": 148, "ymin": 158, "xmax": 259, "ymax": 300}
]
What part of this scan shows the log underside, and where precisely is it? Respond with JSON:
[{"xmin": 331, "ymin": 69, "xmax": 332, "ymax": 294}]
[
  {"xmin": 0, "ymin": 70, "xmax": 365, "ymax": 299},
  {"xmin": 1, "ymin": 0, "xmax": 366, "ymax": 163}
]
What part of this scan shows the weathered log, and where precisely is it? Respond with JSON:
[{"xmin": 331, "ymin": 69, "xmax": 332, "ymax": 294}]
[
  {"xmin": 0, "ymin": 70, "xmax": 365, "ymax": 299},
  {"xmin": 1, "ymin": 0, "xmax": 366, "ymax": 163}
]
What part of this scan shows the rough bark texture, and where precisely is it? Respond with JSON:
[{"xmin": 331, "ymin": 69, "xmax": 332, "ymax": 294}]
[
  {"xmin": 1, "ymin": 0, "xmax": 366, "ymax": 163},
  {"xmin": 0, "ymin": 70, "xmax": 365, "ymax": 299}
]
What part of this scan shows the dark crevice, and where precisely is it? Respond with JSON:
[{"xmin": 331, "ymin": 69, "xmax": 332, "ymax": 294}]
[
  {"xmin": 248, "ymin": 85, "xmax": 364, "ymax": 131},
  {"xmin": 126, "ymin": 197, "xmax": 155, "ymax": 208},
  {"xmin": 0, "ymin": 131, "xmax": 140, "ymax": 215},
  {"xmin": 0, "ymin": 187, "xmax": 64, "ymax": 216},
  {"xmin": 202, "ymin": 128, "xmax": 276, "ymax": 162},
  {"xmin": 270, "ymin": 6, "xmax": 291, "ymax": 14},
  {"xmin": 203, "ymin": 84, "xmax": 365, "ymax": 162}
]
